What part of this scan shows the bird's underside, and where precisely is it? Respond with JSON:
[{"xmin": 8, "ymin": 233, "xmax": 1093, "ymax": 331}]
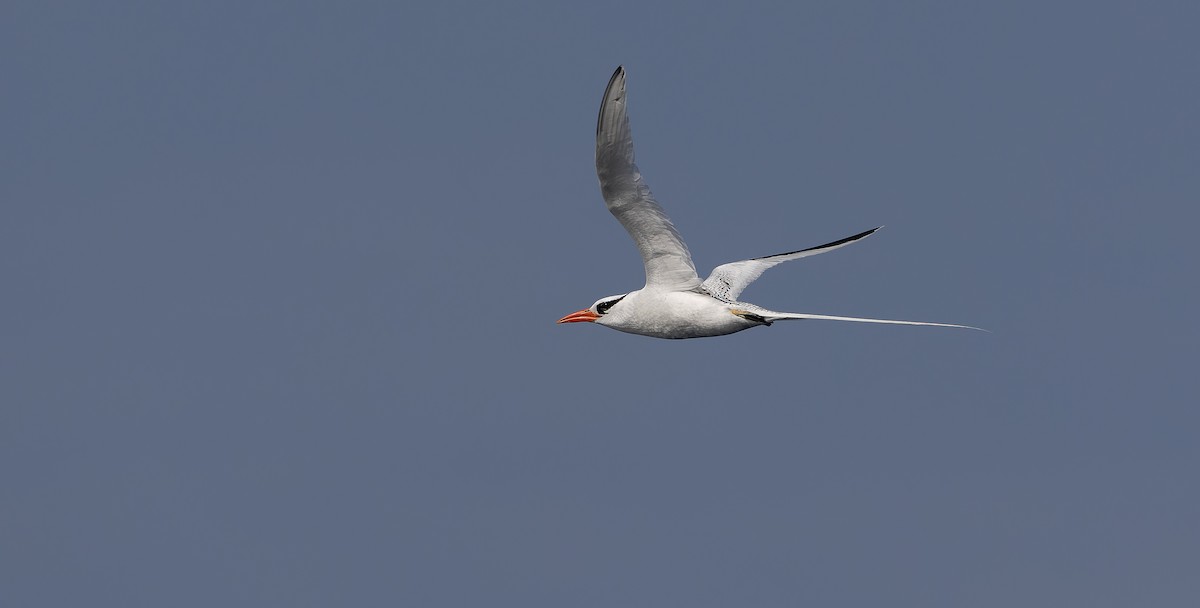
[{"xmin": 557, "ymin": 66, "xmax": 981, "ymax": 339}]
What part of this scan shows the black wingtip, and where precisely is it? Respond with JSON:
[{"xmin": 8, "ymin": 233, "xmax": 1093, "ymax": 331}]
[
  {"xmin": 803, "ymin": 226, "xmax": 880, "ymax": 251},
  {"xmin": 597, "ymin": 66, "xmax": 627, "ymax": 137},
  {"xmin": 606, "ymin": 66, "xmax": 625, "ymax": 93},
  {"xmin": 607, "ymin": 66, "xmax": 625, "ymax": 87},
  {"xmin": 751, "ymin": 227, "xmax": 882, "ymax": 260}
]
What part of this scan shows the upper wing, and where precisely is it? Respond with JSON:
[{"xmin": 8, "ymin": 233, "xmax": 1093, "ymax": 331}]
[
  {"xmin": 701, "ymin": 227, "xmax": 881, "ymax": 301},
  {"xmin": 596, "ymin": 66, "xmax": 701, "ymax": 292}
]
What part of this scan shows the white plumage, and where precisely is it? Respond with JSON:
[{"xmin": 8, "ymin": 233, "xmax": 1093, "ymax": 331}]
[{"xmin": 558, "ymin": 66, "xmax": 980, "ymax": 339}]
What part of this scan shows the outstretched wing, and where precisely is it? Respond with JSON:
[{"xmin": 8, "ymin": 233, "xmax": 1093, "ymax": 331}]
[
  {"xmin": 596, "ymin": 66, "xmax": 701, "ymax": 292},
  {"xmin": 701, "ymin": 227, "xmax": 880, "ymax": 301}
]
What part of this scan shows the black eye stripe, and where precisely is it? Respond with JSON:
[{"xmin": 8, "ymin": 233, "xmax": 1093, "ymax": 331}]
[{"xmin": 596, "ymin": 295, "xmax": 626, "ymax": 315}]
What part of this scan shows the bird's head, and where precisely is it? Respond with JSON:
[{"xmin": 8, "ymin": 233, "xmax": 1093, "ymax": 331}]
[{"xmin": 557, "ymin": 294, "xmax": 627, "ymax": 325}]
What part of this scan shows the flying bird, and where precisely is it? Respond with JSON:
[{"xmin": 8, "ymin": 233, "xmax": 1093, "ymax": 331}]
[{"xmin": 558, "ymin": 66, "xmax": 980, "ymax": 339}]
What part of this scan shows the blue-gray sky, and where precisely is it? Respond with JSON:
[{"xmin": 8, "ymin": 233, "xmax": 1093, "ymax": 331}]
[{"xmin": 4, "ymin": 2, "xmax": 1198, "ymax": 606}]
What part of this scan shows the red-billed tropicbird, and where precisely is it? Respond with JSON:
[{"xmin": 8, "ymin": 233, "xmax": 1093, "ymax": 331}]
[{"xmin": 558, "ymin": 66, "xmax": 980, "ymax": 339}]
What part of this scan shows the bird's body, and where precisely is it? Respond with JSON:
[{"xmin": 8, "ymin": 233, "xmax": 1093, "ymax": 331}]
[
  {"xmin": 558, "ymin": 66, "xmax": 979, "ymax": 339},
  {"xmin": 589, "ymin": 290, "xmax": 762, "ymax": 339}
]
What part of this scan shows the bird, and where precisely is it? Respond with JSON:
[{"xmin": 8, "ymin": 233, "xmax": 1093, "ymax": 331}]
[{"xmin": 557, "ymin": 66, "xmax": 981, "ymax": 339}]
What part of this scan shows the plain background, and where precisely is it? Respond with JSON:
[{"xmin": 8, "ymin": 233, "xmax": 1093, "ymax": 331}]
[{"xmin": 3, "ymin": 2, "xmax": 1198, "ymax": 606}]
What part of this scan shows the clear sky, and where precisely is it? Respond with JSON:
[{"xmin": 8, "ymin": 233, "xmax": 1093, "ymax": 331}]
[{"xmin": 3, "ymin": 2, "xmax": 1198, "ymax": 606}]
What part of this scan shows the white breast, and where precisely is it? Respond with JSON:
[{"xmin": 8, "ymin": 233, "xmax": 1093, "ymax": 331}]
[{"xmin": 596, "ymin": 290, "xmax": 758, "ymax": 339}]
